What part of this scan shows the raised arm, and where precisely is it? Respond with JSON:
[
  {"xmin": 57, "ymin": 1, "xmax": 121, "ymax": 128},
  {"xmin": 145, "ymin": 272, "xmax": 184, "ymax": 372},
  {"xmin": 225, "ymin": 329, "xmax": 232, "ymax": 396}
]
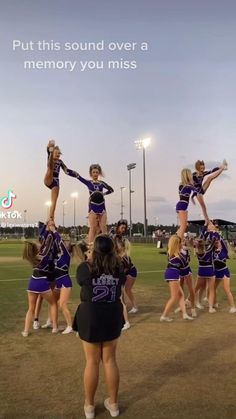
[{"xmin": 60, "ymin": 160, "xmax": 79, "ymax": 179}]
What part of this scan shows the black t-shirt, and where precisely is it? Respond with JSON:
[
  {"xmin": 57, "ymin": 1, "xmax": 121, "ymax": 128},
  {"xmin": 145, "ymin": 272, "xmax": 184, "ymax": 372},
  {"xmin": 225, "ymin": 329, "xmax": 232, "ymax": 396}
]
[{"xmin": 76, "ymin": 261, "xmax": 126, "ymax": 303}]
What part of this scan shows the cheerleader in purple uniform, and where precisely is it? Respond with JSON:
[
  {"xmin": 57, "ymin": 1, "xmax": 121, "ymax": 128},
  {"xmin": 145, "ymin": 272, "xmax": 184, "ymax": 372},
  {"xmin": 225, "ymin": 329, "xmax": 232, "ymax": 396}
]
[
  {"xmin": 113, "ymin": 220, "xmax": 138, "ymax": 315},
  {"xmin": 44, "ymin": 140, "xmax": 79, "ymax": 220},
  {"xmin": 160, "ymin": 235, "xmax": 193, "ymax": 322},
  {"xmin": 21, "ymin": 221, "xmax": 58, "ymax": 336},
  {"xmin": 176, "ymin": 169, "xmax": 198, "ymax": 239},
  {"xmin": 191, "ymin": 159, "xmax": 227, "ymax": 224},
  {"xmin": 52, "ymin": 229, "xmax": 75, "ymax": 334},
  {"xmin": 194, "ymin": 233, "xmax": 217, "ymax": 313},
  {"xmin": 213, "ymin": 237, "xmax": 236, "ymax": 313},
  {"xmin": 179, "ymin": 239, "xmax": 197, "ymax": 317},
  {"xmin": 76, "ymin": 164, "xmax": 114, "ymax": 243}
]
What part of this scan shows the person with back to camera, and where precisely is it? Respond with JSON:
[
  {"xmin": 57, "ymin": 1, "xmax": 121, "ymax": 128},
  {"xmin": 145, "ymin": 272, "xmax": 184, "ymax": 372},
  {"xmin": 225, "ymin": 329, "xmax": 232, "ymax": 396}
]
[
  {"xmin": 73, "ymin": 235, "xmax": 126, "ymax": 419},
  {"xmin": 76, "ymin": 164, "xmax": 114, "ymax": 244}
]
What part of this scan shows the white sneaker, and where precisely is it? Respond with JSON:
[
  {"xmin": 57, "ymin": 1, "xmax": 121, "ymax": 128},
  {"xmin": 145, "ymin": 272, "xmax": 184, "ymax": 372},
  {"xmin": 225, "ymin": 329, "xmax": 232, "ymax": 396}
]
[
  {"xmin": 191, "ymin": 308, "xmax": 197, "ymax": 318},
  {"xmin": 122, "ymin": 322, "xmax": 131, "ymax": 331},
  {"xmin": 174, "ymin": 307, "xmax": 181, "ymax": 314},
  {"xmin": 104, "ymin": 398, "xmax": 119, "ymax": 417},
  {"xmin": 128, "ymin": 307, "xmax": 138, "ymax": 314},
  {"xmin": 185, "ymin": 299, "xmax": 191, "ymax": 308},
  {"xmin": 33, "ymin": 320, "xmax": 40, "ymax": 330},
  {"xmin": 183, "ymin": 313, "xmax": 194, "ymax": 321},
  {"xmin": 84, "ymin": 404, "xmax": 95, "ymax": 419},
  {"xmin": 160, "ymin": 315, "xmax": 173, "ymax": 322},
  {"xmin": 21, "ymin": 331, "xmax": 29, "ymax": 337},
  {"xmin": 213, "ymin": 303, "xmax": 219, "ymax": 308},
  {"xmin": 52, "ymin": 328, "xmax": 59, "ymax": 334},
  {"xmin": 229, "ymin": 307, "xmax": 236, "ymax": 314},
  {"xmin": 209, "ymin": 307, "xmax": 216, "ymax": 313},
  {"xmin": 61, "ymin": 326, "xmax": 73, "ymax": 335},
  {"xmin": 196, "ymin": 303, "xmax": 204, "ymax": 310},
  {"xmin": 41, "ymin": 320, "xmax": 52, "ymax": 329}
]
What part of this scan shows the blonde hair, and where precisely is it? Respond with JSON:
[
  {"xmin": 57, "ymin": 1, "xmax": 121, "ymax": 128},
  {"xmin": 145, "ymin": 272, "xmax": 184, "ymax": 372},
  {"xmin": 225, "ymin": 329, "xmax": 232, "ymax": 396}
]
[
  {"xmin": 23, "ymin": 242, "xmax": 39, "ymax": 266},
  {"xmin": 72, "ymin": 241, "xmax": 89, "ymax": 264},
  {"xmin": 115, "ymin": 237, "xmax": 131, "ymax": 257},
  {"xmin": 167, "ymin": 235, "xmax": 182, "ymax": 257},
  {"xmin": 180, "ymin": 168, "xmax": 193, "ymax": 186}
]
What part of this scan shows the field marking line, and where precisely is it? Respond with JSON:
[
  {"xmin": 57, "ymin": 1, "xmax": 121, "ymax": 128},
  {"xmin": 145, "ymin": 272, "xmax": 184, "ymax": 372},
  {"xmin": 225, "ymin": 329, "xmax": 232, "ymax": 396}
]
[{"xmin": 1, "ymin": 270, "xmax": 236, "ymax": 282}]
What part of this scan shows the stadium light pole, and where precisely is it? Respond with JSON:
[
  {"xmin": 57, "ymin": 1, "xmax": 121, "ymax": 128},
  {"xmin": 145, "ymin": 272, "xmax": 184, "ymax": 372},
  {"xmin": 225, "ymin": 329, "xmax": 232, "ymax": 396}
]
[
  {"xmin": 134, "ymin": 138, "xmax": 151, "ymax": 237},
  {"xmin": 127, "ymin": 163, "xmax": 136, "ymax": 237},
  {"xmin": 71, "ymin": 192, "xmax": 79, "ymax": 228},
  {"xmin": 120, "ymin": 187, "xmax": 126, "ymax": 219},
  {"xmin": 62, "ymin": 200, "xmax": 67, "ymax": 228},
  {"xmin": 45, "ymin": 201, "xmax": 52, "ymax": 218}
]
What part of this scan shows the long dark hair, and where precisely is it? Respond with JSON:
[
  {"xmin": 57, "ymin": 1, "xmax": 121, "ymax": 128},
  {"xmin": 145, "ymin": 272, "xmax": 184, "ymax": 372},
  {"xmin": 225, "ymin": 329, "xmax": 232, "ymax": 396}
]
[{"xmin": 91, "ymin": 235, "xmax": 121, "ymax": 276}]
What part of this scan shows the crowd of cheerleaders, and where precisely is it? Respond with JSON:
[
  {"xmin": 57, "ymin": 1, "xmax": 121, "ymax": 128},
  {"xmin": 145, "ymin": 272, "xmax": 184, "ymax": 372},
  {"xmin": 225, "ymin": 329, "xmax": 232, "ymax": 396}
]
[{"xmin": 21, "ymin": 142, "xmax": 233, "ymax": 337}]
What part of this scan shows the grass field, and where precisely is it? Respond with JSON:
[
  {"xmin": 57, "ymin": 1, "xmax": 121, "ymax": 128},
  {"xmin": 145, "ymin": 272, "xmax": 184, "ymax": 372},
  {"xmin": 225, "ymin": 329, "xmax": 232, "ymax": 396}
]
[{"xmin": 1, "ymin": 242, "xmax": 236, "ymax": 419}]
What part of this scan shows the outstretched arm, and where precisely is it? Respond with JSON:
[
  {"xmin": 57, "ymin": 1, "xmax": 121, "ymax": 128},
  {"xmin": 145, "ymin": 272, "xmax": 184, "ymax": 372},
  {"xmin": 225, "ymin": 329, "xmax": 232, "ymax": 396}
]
[{"xmin": 60, "ymin": 161, "xmax": 79, "ymax": 178}]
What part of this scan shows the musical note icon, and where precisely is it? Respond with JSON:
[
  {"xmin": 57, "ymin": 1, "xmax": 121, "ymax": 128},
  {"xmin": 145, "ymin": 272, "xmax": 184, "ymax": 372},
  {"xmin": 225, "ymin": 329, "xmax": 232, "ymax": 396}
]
[{"xmin": 1, "ymin": 190, "xmax": 17, "ymax": 209}]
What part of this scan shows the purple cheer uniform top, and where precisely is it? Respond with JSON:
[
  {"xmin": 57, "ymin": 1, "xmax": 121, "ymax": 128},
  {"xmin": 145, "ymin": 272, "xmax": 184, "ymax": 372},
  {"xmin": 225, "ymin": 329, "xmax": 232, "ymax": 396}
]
[
  {"xmin": 180, "ymin": 248, "xmax": 192, "ymax": 277},
  {"xmin": 46, "ymin": 149, "xmax": 78, "ymax": 189},
  {"xmin": 191, "ymin": 167, "xmax": 219, "ymax": 198},
  {"xmin": 176, "ymin": 183, "xmax": 198, "ymax": 212},
  {"xmin": 27, "ymin": 231, "xmax": 55, "ymax": 293},
  {"xmin": 53, "ymin": 231, "xmax": 73, "ymax": 289},
  {"xmin": 164, "ymin": 253, "xmax": 186, "ymax": 281},
  {"xmin": 196, "ymin": 239, "xmax": 216, "ymax": 278},
  {"xmin": 77, "ymin": 174, "xmax": 114, "ymax": 214},
  {"xmin": 213, "ymin": 238, "xmax": 230, "ymax": 279}
]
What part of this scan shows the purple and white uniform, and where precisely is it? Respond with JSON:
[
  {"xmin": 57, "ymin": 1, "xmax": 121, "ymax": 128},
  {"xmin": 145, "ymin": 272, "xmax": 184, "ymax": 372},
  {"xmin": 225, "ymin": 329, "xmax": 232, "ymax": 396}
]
[
  {"xmin": 53, "ymin": 231, "xmax": 73, "ymax": 289},
  {"xmin": 77, "ymin": 175, "xmax": 113, "ymax": 214},
  {"xmin": 192, "ymin": 167, "xmax": 219, "ymax": 198},
  {"xmin": 180, "ymin": 248, "xmax": 192, "ymax": 277},
  {"xmin": 176, "ymin": 184, "xmax": 198, "ymax": 212},
  {"xmin": 47, "ymin": 149, "xmax": 78, "ymax": 189},
  {"xmin": 122, "ymin": 255, "xmax": 137, "ymax": 279},
  {"xmin": 213, "ymin": 238, "xmax": 230, "ymax": 279},
  {"xmin": 197, "ymin": 240, "xmax": 216, "ymax": 278},
  {"xmin": 164, "ymin": 254, "xmax": 185, "ymax": 281},
  {"xmin": 27, "ymin": 231, "xmax": 55, "ymax": 293}
]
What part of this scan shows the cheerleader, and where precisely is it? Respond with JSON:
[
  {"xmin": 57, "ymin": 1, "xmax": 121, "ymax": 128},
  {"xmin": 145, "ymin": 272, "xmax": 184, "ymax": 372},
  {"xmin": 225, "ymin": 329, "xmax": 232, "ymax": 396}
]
[
  {"xmin": 21, "ymin": 221, "xmax": 58, "ymax": 336},
  {"xmin": 194, "ymin": 234, "xmax": 217, "ymax": 313},
  {"xmin": 76, "ymin": 164, "xmax": 114, "ymax": 243},
  {"xmin": 213, "ymin": 237, "xmax": 236, "ymax": 313},
  {"xmin": 191, "ymin": 159, "xmax": 227, "ymax": 224},
  {"xmin": 179, "ymin": 238, "xmax": 197, "ymax": 317},
  {"xmin": 113, "ymin": 220, "xmax": 138, "ymax": 316},
  {"xmin": 44, "ymin": 140, "xmax": 79, "ymax": 220},
  {"xmin": 176, "ymin": 169, "xmax": 198, "ymax": 239},
  {"xmin": 52, "ymin": 228, "xmax": 76, "ymax": 334},
  {"xmin": 73, "ymin": 235, "xmax": 125, "ymax": 419},
  {"xmin": 160, "ymin": 235, "xmax": 193, "ymax": 322}
]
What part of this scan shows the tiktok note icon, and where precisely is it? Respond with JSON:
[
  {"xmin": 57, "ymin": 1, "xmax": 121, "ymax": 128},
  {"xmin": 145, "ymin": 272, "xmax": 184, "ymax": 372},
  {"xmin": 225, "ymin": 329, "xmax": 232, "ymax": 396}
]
[{"xmin": 1, "ymin": 190, "xmax": 17, "ymax": 209}]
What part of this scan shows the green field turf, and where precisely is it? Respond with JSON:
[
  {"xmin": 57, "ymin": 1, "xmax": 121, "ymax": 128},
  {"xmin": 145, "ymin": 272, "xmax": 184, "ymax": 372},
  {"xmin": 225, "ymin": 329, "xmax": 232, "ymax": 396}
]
[
  {"xmin": 1, "ymin": 242, "xmax": 236, "ymax": 419},
  {"xmin": 1, "ymin": 241, "xmax": 236, "ymax": 333}
]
